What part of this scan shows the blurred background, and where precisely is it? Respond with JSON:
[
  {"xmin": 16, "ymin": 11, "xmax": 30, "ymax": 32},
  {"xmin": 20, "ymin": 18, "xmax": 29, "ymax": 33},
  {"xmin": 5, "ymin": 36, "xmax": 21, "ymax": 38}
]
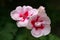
[{"xmin": 0, "ymin": 0, "xmax": 60, "ymax": 40}]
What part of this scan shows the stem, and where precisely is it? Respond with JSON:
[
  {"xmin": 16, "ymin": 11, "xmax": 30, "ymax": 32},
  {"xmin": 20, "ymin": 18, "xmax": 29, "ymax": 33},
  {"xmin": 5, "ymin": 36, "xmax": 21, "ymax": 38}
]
[{"xmin": 12, "ymin": 28, "xmax": 19, "ymax": 40}]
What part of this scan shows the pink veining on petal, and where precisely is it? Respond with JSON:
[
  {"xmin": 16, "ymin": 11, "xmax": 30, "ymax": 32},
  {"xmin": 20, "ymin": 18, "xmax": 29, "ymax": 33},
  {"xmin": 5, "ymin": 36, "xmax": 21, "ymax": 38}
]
[
  {"xmin": 31, "ymin": 16, "xmax": 44, "ymax": 30},
  {"xmin": 19, "ymin": 11, "xmax": 29, "ymax": 21},
  {"xmin": 19, "ymin": 13, "xmax": 23, "ymax": 17},
  {"xmin": 24, "ymin": 11, "xmax": 28, "ymax": 16}
]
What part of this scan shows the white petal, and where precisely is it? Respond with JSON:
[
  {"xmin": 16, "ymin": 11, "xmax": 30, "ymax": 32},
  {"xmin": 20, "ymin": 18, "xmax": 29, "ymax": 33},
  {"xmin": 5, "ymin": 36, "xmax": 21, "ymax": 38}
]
[
  {"xmin": 23, "ymin": 6, "xmax": 33, "ymax": 13},
  {"xmin": 43, "ymin": 16, "xmax": 51, "ymax": 24},
  {"xmin": 38, "ymin": 6, "xmax": 47, "ymax": 17},
  {"xmin": 26, "ymin": 20, "xmax": 33, "ymax": 29},
  {"xmin": 42, "ymin": 24, "xmax": 51, "ymax": 36},
  {"xmin": 22, "ymin": 6, "xmax": 27, "ymax": 13},
  {"xmin": 31, "ymin": 28, "xmax": 43, "ymax": 38},
  {"xmin": 38, "ymin": 16, "xmax": 51, "ymax": 24},
  {"xmin": 16, "ymin": 19, "xmax": 28, "ymax": 27},
  {"xmin": 25, "ymin": 9, "xmax": 38, "ymax": 29},
  {"xmin": 27, "ymin": 15, "xmax": 37, "ymax": 29},
  {"xmin": 26, "ymin": 6, "xmax": 33, "ymax": 11},
  {"xmin": 10, "ymin": 10, "xmax": 22, "ymax": 20},
  {"xmin": 28, "ymin": 9, "xmax": 38, "ymax": 17},
  {"xmin": 16, "ymin": 6, "xmax": 22, "ymax": 13}
]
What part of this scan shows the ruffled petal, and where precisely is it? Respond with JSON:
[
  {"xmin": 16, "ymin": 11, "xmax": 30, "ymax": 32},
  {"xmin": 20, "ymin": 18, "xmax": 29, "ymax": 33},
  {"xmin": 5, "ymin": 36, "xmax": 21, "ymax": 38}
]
[
  {"xmin": 15, "ymin": 6, "xmax": 22, "ymax": 13},
  {"xmin": 26, "ymin": 20, "xmax": 33, "ymax": 29},
  {"xmin": 42, "ymin": 25, "xmax": 51, "ymax": 35},
  {"xmin": 28, "ymin": 9, "xmax": 38, "ymax": 17},
  {"xmin": 10, "ymin": 10, "xmax": 22, "ymax": 20},
  {"xmin": 26, "ymin": 9, "xmax": 38, "ymax": 29},
  {"xmin": 38, "ymin": 6, "xmax": 47, "ymax": 17},
  {"xmin": 38, "ymin": 16, "xmax": 51, "ymax": 24},
  {"xmin": 31, "ymin": 28, "xmax": 43, "ymax": 38},
  {"xmin": 27, "ymin": 15, "xmax": 38, "ymax": 29},
  {"xmin": 26, "ymin": 6, "xmax": 33, "ymax": 10},
  {"xmin": 22, "ymin": 6, "xmax": 33, "ymax": 13},
  {"xmin": 16, "ymin": 19, "xmax": 28, "ymax": 27}
]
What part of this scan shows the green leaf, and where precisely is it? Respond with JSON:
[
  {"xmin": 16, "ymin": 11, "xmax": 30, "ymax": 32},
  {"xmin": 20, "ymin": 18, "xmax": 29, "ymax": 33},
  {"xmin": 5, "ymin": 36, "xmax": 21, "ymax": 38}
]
[
  {"xmin": 0, "ymin": 31, "xmax": 13, "ymax": 40},
  {"xmin": 15, "ymin": 28, "xmax": 28, "ymax": 40},
  {"xmin": 48, "ymin": 34, "xmax": 60, "ymax": 40}
]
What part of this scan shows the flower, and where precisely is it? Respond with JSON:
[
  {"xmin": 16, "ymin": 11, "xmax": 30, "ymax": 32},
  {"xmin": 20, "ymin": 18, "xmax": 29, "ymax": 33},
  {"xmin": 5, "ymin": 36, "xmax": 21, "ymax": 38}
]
[
  {"xmin": 28, "ymin": 6, "xmax": 51, "ymax": 38},
  {"xmin": 10, "ymin": 6, "xmax": 38, "ymax": 27},
  {"xmin": 10, "ymin": 6, "xmax": 51, "ymax": 38}
]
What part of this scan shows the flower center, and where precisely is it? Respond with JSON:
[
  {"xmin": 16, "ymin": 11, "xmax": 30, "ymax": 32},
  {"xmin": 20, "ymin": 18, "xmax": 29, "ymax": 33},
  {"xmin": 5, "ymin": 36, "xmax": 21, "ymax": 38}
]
[
  {"xmin": 35, "ymin": 22, "xmax": 41, "ymax": 27},
  {"xmin": 19, "ymin": 11, "xmax": 28, "ymax": 21},
  {"xmin": 31, "ymin": 16, "xmax": 44, "ymax": 30}
]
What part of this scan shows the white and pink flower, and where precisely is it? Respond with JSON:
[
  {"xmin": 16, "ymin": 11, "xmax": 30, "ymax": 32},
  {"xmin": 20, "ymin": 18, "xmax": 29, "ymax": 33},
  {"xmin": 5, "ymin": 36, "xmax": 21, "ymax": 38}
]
[
  {"xmin": 27, "ymin": 6, "xmax": 51, "ymax": 38},
  {"xmin": 10, "ymin": 6, "xmax": 51, "ymax": 38},
  {"xmin": 10, "ymin": 6, "xmax": 38, "ymax": 27}
]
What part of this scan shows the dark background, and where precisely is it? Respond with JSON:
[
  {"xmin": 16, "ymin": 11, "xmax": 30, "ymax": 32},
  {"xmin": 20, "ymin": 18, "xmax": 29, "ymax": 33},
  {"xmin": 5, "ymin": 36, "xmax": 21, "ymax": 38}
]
[{"xmin": 0, "ymin": 0, "xmax": 60, "ymax": 40}]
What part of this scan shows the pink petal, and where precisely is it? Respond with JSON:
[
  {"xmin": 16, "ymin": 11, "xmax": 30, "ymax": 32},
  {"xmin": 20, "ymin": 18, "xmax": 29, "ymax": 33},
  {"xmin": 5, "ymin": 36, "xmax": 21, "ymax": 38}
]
[
  {"xmin": 31, "ymin": 24, "xmax": 51, "ymax": 38},
  {"xmin": 31, "ymin": 28, "xmax": 43, "ymax": 38},
  {"xmin": 16, "ymin": 19, "xmax": 28, "ymax": 27},
  {"xmin": 10, "ymin": 10, "xmax": 22, "ymax": 20},
  {"xmin": 24, "ymin": 11, "xmax": 28, "ymax": 16},
  {"xmin": 38, "ymin": 16, "xmax": 51, "ymax": 24},
  {"xmin": 38, "ymin": 6, "xmax": 47, "ymax": 17},
  {"xmin": 22, "ymin": 6, "xmax": 33, "ymax": 13},
  {"xmin": 28, "ymin": 9, "xmax": 38, "ymax": 17},
  {"xmin": 16, "ymin": 6, "xmax": 22, "ymax": 13},
  {"xmin": 27, "ymin": 15, "xmax": 37, "ymax": 29},
  {"xmin": 42, "ymin": 24, "xmax": 51, "ymax": 35}
]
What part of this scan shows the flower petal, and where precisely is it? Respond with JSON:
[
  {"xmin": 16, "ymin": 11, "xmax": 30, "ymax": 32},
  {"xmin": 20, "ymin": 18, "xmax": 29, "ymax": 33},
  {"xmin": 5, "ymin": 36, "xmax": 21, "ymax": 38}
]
[
  {"xmin": 31, "ymin": 28, "xmax": 43, "ymax": 38},
  {"xmin": 28, "ymin": 9, "xmax": 38, "ymax": 17},
  {"xmin": 25, "ymin": 6, "xmax": 33, "ymax": 10},
  {"xmin": 26, "ymin": 21, "xmax": 33, "ymax": 29},
  {"xmin": 38, "ymin": 16, "xmax": 51, "ymax": 24},
  {"xmin": 16, "ymin": 19, "xmax": 28, "ymax": 27},
  {"xmin": 38, "ymin": 6, "xmax": 47, "ymax": 17},
  {"xmin": 15, "ymin": 6, "xmax": 22, "ymax": 13},
  {"xmin": 23, "ymin": 6, "xmax": 33, "ymax": 13},
  {"xmin": 42, "ymin": 24, "xmax": 51, "ymax": 35},
  {"xmin": 27, "ymin": 15, "xmax": 38, "ymax": 29},
  {"xmin": 10, "ymin": 10, "xmax": 22, "ymax": 20}
]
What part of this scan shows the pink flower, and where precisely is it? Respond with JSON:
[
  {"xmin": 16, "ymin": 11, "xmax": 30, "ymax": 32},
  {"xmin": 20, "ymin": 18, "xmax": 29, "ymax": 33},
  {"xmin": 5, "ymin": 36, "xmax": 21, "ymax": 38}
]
[
  {"xmin": 10, "ymin": 6, "xmax": 51, "ymax": 38},
  {"xmin": 28, "ymin": 6, "xmax": 51, "ymax": 38},
  {"xmin": 10, "ymin": 6, "xmax": 38, "ymax": 27}
]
